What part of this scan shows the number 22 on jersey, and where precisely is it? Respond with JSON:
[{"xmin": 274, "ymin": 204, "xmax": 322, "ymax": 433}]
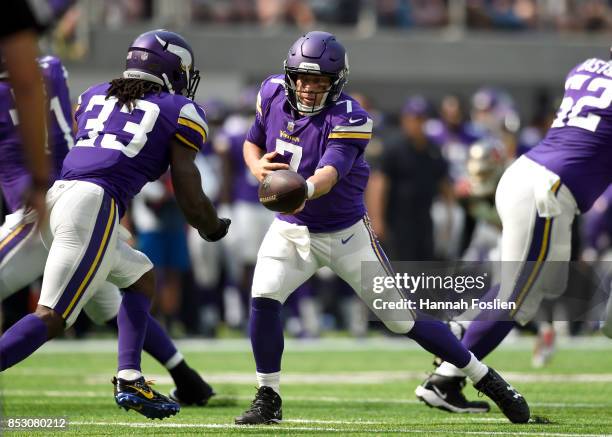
[
  {"xmin": 77, "ymin": 95, "xmax": 160, "ymax": 157},
  {"xmin": 551, "ymin": 74, "xmax": 612, "ymax": 132}
]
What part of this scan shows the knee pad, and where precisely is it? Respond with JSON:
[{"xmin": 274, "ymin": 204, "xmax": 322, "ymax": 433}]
[{"xmin": 384, "ymin": 319, "xmax": 415, "ymax": 335}]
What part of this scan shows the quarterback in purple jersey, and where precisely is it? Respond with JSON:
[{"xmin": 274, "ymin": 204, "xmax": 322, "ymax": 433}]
[
  {"xmin": 0, "ymin": 55, "xmax": 217, "ymax": 410},
  {"xmin": 0, "ymin": 29, "xmax": 229, "ymax": 420},
  {"xmin": 417, "ymin": 53, "xmax": 612, "ymax": 413},
  {"xmin": 234, "ymin": 31, "xmax": 529, "ymax": 425}
]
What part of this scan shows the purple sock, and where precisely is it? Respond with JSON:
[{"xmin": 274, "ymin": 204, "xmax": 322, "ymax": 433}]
[
  {"xmin": 407, "ymin": 320, "xmax": 471, "ymax": 368},
  {"xmin": 461, "ymin": 320, "xmax": 514, "ymax": 360},
  {"xmin": 250, "ymin": 297, "xmax": 284, "ymax": 373},
  {"xmin": 117, "ymin": 292, "xmax": 151, "ymax": 372},
  {"xmin": 460, "ymin": 283, "xmax": 514, "ymax": 360},
  {"xmin": 0, "ymin": 314, "xmax": 48, "ymax": 370},
  {"xmin": 143, "ymin": 314, "xmax": 178, "ymax": 365}
]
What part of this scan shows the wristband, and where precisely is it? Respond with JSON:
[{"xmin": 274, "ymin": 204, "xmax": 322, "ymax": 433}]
[{"xmin": 306, "ymin": 180, "xmax": 315, "ymax": 199}]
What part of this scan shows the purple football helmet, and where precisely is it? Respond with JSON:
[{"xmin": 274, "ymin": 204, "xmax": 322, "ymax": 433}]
[
  {"xmin": 123, "ymin": 29, "xmax": 200, "ymax": 99},
  {"xmin": 284, "ymin": 31, "xmax": 349, "ymax": 114}
]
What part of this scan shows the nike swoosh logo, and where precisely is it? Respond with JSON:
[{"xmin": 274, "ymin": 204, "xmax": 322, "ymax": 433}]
[
  {"xmin": 341, "ymin": 234, "xmax": 354, "ymax": 244},
  {"xmin": 432, "ymin": 385, "xmax": 448, "ymax": 400},
  {"xmin": 126, "ymin": 384, "xmax": 155, "ymax": 400},
  {"xmin": 348, "ymin": 117, "xmax": 363, "ymax": 124}
]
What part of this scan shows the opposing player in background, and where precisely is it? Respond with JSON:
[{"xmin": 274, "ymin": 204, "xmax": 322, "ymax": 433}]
[
  {"xmin": 234, "ymin": 30, "xmax": 529, "ymax": 425},
  {"xmin": 416, "ymin": 52, "xmax": 612, "ymax": 413},
  {"xmin": 0, "ymin": 29, "xmax": 229, "ymax": 419},
  {"xmin": 0, "ymin": 55, "xmax": 216, "ymax": 408}
]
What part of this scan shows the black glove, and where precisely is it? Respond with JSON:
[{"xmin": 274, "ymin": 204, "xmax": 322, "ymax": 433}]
[{"xmin": 199, "ymin": 217, "xmax": 231, "ymax": 242}]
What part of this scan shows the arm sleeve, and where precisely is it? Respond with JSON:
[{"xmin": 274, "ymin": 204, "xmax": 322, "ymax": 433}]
[
  {"xmin": 319, "ymin": 115, "xmax": 373, "ymax": 179},
  {"xmin": 317, "ymin": 142, "xmax": 361, "ymax": 180},
  {"xmin": 175, "ymin": 102, "xmax": 209, "ymax": 152}
]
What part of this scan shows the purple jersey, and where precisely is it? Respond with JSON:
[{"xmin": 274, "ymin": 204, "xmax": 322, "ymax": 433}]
[
  {"xmin": 247, "ymin": 75, "xmax": 371, "ymax": 232},
  {"xmin": 0, "ymin": 55, "xmax": 72, "ymax": 212},
  {"xmin": 216, "ymin": 115, "xmax": 259, "ymax": 203},
  {"xmin": 61, "ymin": 82, "xmax": 209, "ymax": 216},
  {"xmin": 527, "ymin": 58, "xmax": 612, "ymax": 212}
]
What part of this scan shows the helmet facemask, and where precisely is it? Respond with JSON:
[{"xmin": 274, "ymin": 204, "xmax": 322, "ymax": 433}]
[
  {"xmin": 185, "ymin": 69, "xmax": 200, "ymax": 100},
  {"xmin": 284, "ymin": 65, "xmax": 338, "ymax": 114}
]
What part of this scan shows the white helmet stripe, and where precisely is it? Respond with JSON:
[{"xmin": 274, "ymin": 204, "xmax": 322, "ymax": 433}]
[{"xmin": 155, "ymin": 35, "xmax": 193, "ymax": 70}]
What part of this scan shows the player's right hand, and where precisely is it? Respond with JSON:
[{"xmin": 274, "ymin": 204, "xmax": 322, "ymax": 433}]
[{"xmin": 251, "ymin": 151, "xmax": 289, "ymax": 182}]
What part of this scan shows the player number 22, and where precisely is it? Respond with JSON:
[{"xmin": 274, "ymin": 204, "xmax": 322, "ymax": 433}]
[{"xmin": 551, "ymin": 74, "xmax": 612, "ymax": 132}]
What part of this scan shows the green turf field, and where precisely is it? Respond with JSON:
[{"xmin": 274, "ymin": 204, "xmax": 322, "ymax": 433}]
[{"xmin": 2, "ymin": 337, "xmax": 612, "ymax": 436}]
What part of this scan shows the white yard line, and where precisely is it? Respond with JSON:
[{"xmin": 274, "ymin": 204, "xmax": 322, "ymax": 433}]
[
  {"xmin": 8, "ymin": 368, "xmax": 612, "ymax": 384},
  {"xmin": 3, "ymin": 390, "xmax": 612, "ymax": 409},
  {"xmin": 67, "ymin": 420, "xmax": 612, "ymax": 436},
  {"xmin": 33, "ymin": 336, "xmax": 612, "ymax": 353}
]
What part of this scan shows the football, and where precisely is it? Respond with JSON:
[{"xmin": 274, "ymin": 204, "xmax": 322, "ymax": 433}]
[{"xmin": 258, "ymin": 170, "xmax": 307, "ymax": 213}]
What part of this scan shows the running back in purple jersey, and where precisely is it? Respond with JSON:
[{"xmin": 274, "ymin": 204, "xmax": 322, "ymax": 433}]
[
  {"xmin": 0, "ymin": 55, "xmax": 73, "ymax": 212},
  {"xmin": 246, "ymin": 75, "xmax": 372, "ymax": 232},
  {"xmin": 527, "ymin": 58, "xmax": 612, "ymax": 212},
  {"xmin": 61, "ymin": 82, "xmax": 209, "ymax": 216}
]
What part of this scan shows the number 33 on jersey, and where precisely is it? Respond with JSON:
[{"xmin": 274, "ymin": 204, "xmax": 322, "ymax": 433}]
[{"xmin": 62, "ymin": 82, "xmax": 209, "ymax": 216}]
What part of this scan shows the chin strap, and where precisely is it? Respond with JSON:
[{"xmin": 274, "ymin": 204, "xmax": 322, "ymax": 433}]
[{"xmin": 161, "ymin": 73, "xmax": 175, "ymax": 94}]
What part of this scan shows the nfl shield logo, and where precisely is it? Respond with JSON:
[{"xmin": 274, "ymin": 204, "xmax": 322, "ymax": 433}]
[{"xmin": 287, "ymin": 121, "xmax": 295, "ymax": 132}]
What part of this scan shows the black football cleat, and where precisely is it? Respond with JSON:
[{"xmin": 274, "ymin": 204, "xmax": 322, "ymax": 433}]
[
  {"xmin": 113, "ymin": 376, "xmax": 180, "ymax": 420},
  {"xmin": 474, "ymin": 368, "xmax": 530, "ymax": 423},
  {"xmin": 235, "ymin": 386, "xmax": 282, "ymax": 425},
  {"xmin": 169, "ymin": 372, "xmax": 215, "ymax": 407},
  {"xmin": 415, "ymin": 374, "xmax": 490, "ymax": 413}
]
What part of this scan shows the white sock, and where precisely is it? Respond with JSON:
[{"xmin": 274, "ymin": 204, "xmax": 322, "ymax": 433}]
[
  {"xmin": 164, "ymin": 352, "xmax": 184, "ymax": 370},
  {"xmin": 117, "ymin": 369, "xmax": 142, "ymax": 381},
  {"xmin": 435, "ymin": 361, "xmax": 466, "ymax": 378},
  {"xmin": 256, "ymin": 371, "xmax": 281, "ymax": 395},
  {"xmin": 460, "ymin": 353, "xmax": 488, "ymax": 384}
]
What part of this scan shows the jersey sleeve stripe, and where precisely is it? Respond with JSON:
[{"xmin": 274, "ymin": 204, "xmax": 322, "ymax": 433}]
[
  {"xmin": 328, "ymin": 132, "xmax": 372, "ymax": 140},
  {"xmin": 331, "ymin": 118, "xmax": 373, "ymax": 133},
  {"xmin": 178, "ymin": 117, "xmax": 208, "ymax": 143},
  {"xmin": 175, "ymin": 133, "xmax": 200, "ymax": 151}
]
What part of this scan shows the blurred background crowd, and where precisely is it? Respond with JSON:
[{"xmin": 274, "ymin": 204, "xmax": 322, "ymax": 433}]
[
  {"xmin": 69, "ymin": 0, "xmax": 612, "ymax": 33},
  {"xmin": 50, "ymin": 0, "xmax": 612, "ymax": 61},
  {"xmin": 2, "ymin": 1, "xmax": 612, "ymax": 366}
]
